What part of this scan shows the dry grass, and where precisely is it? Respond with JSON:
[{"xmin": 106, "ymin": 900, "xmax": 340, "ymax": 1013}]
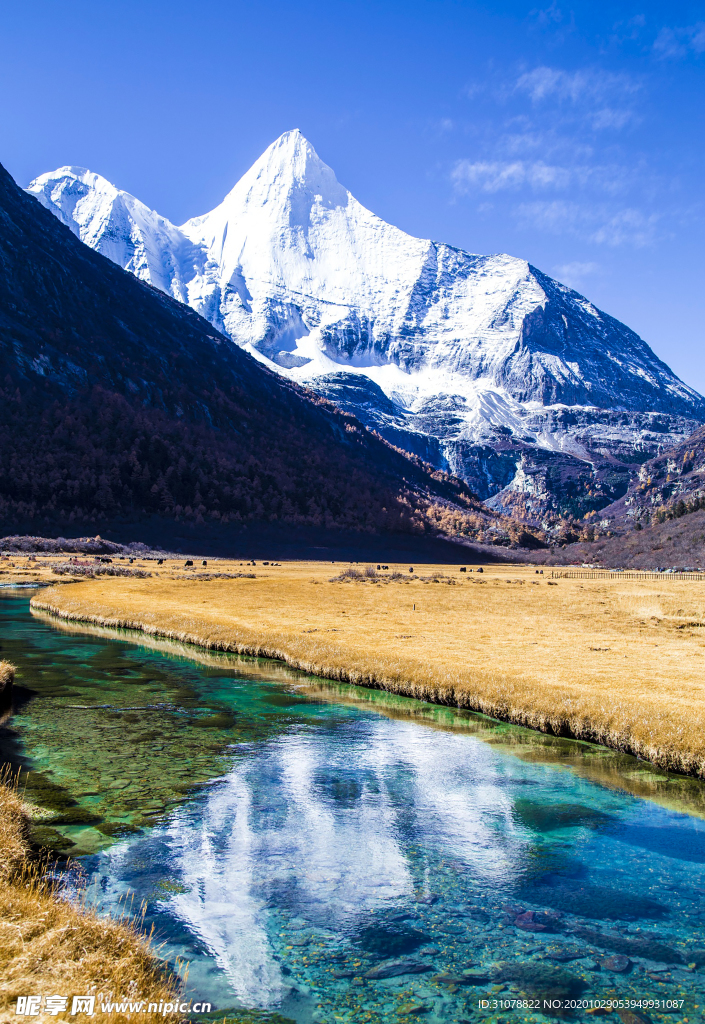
[
  {"xmin": 615, "ymin": 589, "xmax": 705, "ymax": 624},
  {"xmin": 0, "ymin": 658, "xmax": 13, "ymax": 727},
  {"xmin": 0, "ymin": 660, "xmax": 13, "ymax": 688},
  {"xmin": 0, "ymin": 764, "xmax": 27, "ymax": 885},
  {"xmin": 0, "ymin": 765, "xmax": 182, "ymax": 1022},
  {"xmin": 26, "ymin": 558, "xmax": 705, "ymax": 778}
]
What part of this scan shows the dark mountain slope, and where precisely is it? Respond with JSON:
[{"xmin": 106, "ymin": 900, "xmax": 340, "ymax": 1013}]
[{"xmin": 0, "ymin": 161, "xmax": 502, "ymax": 542}]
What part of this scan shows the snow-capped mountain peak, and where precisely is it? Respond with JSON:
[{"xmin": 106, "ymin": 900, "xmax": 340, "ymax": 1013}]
[
  {"xmin": 178, "ymin": 130, "xmax": 432, "ymax": 358},
  {"xmin": 183, "ymin": 129, "xmax": 347, "ymax": 240},
  {"xmin": 28, "ymin": 132, "xmax": 705, "ymax": 515}
]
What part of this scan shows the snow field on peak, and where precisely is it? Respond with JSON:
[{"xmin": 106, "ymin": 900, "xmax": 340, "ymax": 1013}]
[{"xmin": 28, "ymin": 165, "xmax": 205, "ymax": 304}]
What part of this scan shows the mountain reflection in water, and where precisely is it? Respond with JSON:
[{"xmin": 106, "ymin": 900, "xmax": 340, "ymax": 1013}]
[
  {"xmin": 1, "ymin": 594, "xmax": 705, "ymax": 1023},
  {"xmin": 96, "ymin": 722, "xmax": 526, "ymax": 1008}
]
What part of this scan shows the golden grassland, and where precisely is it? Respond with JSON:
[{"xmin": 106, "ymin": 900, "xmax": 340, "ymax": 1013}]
[{"xmin": 22, "ymin": 556, "xmax": 705, "ymax": 778}]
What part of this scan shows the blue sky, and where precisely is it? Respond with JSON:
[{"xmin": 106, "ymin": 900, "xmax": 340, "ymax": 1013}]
[{"xmin": 2, "ymin": 0, "xmax": 704, "ymax": 391}]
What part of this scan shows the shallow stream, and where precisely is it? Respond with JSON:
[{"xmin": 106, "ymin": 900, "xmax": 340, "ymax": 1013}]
[{"xmin": 2, "ymin": 591, "xmax": 705, "ymax": 1024}]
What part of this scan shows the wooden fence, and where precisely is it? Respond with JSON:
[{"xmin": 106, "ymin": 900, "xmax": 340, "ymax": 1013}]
[{"xmin": 550, "ymin": 570, "xmax": 705, "ymax": 581}]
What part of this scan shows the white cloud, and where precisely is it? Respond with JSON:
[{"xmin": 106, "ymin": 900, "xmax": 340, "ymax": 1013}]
[
  {"xmin": 515, "ymin": 66, "xmax": 639, "ymax": 105},
  {"xmin": 553, "ymin": 261, "xmax": 601, "ymax": 289},
  {"xmin": 450, "ymin": 63, "xmax": 663, "ymax": 251},
  {"xmin": 517, "ymin": 201, "xmax": 660, "ymax": 247},
  {"xmin": 517, "ymin": 199, "xmax": 582, "ymax": 231},
  {"xmin": 528, "ymin": 2, "xmax": 575, "ymax": 37},
  {"xmin": 516, "ymin": 66, "xmax": 565, "ymax": 101},
  {"xmin": 499, "ymin": 128, "xmax": 595, "ymax": 161},
  {"xmin": 451, "ymin": 157, "xmax": 628, "ymax": 196},
  {"xmin": 590, "ymin": 208, "xmax": 661, "ymax": 247},
  {"xmin": 513, "ymin": 67, "xmax": 639, "ymax": 131},
  {"xmin": 590, "ymin": 107, "xmax": 635, "ymax": 130},
  {"xmin": 609, "ymin": 14, "xmax": 647, "ymax": 45},
  {"xmin": 452, "ymin": 159, "xmax": 572, "ymax": 193},
  {"xmin": 653, "ymin": 23, "xmax": 705, "ymax": 58},
  {"xmin": 531, "ymin": 2, "xmax": 564, "ymax": 26}
]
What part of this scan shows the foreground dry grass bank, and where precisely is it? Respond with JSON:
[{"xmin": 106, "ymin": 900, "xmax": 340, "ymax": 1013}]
[
  {"xmin": 28, "ymin": 558, "xmax": 705, "ymax": 778},
  {"xmin": 0, "ymin": 743, "xmax": 182, "ymax": 1022}
]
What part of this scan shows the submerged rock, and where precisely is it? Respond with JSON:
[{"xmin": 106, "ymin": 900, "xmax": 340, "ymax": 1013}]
[
  {"xmin": 364, "ymin": 959, "xmax": 434, "ymax": 980},
  {"xmin": 514, "ymin": 800, "xmax": 614, "ymax": 833},
  {"xmin": 570, "ymin": 926, "xmax": 682, "ymax": 964},
  {"xmin": 432, "ymin": 972, "xmax": 474, "ymax": 986},
  {"xmin": 199, "ymin": 1011, "xmax": 297, "ymax": 1024},
  {"xmin": 617, "ymin": 1012, "xmax": 652, "ymax": 1024},
  {"xmin": 96, "ymin": 822, "xmax": 144, "ymax": 838},
  {"xmin": 521, "ymin": 883, "xmax": 668, "ymax": 920},
  {"xmin": 461, "ymin": 968, "xmax": 492, "ymax": 983},
  {"xmin": 396, "ymin": 1001, "xmax": 427, "ymax": 1015},
  {"xmin": 438, "ymin": 923, "xmax": 466, "ymax": 936},
  {"xmin": 192, "ymin": 712, "xmax": 237, "ymax": 729},
  {"xmin": 603, "ymin": 954, "xmax": 631, "ymax": 973},
  {"xmin": 577, "ymin": 958, "xmax": 599, "ymax": 970},
  {"xmin": 49, "ymin": 806, "xmax": 102, "ymax": 824},
  {"xmin": 515, "ymin": 909, "xmax": 562, "ymax": 932},
  {"xmin": 547, "ymin": 947, "xmax": 588, "ymax": 962},
  {"xmin": 20, "ymin": 770, "xmax": 79, "ymax": 812},
  {"xmin": 494, "ymin": 961, "xmax": 587, "ymax": 1002},
  {"xmin": 0, "ymin": 661, "xmax": 12, "ymax": 716},
  {"xmin": 29, "ymin": 824, "xmax": 76, "ymax": 853},
  {"xmin": 465, "ymin": 906, "xmax": 491, "ymax": 922},
  {"xmin": 356, "ymin": 924, "xmax": 432, "ymax": 957}
]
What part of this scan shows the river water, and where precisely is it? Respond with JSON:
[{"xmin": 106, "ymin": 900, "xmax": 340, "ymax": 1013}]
[{"xmin": 2, "ymin": 591, "xmax": 705, "ymax": 1024}]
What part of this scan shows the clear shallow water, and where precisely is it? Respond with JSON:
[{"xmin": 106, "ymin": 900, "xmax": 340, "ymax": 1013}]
[{"xmin": 2, "ymin": 593, "xmax": 705, "ymax": 1024}]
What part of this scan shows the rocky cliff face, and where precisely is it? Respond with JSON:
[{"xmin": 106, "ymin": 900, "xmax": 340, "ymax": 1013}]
[
  {"xmin": 29, "ymin": 131, "xmax": 705, "ymax": 520},
  {"xmin": 597, "ymin": 424, "xmax": 705, "ymax": 526}
]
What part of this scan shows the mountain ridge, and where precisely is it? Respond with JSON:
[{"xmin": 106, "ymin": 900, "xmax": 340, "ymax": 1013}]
[{"xmin": 28, "ymin": 131, "xmax": 705, "ymax": 520}]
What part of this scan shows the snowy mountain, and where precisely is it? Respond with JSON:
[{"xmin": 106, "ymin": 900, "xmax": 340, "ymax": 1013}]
[
  {"xmin": 27, "ymin": 166, "xmax": 207, "ymax": 303},
  {"xmin": 5, "ymin": 156, "xmax": 496, "ymax": 548},
  {"xmin": 29, "ymin": 131, "xmax": 705, "ymax": 520}
]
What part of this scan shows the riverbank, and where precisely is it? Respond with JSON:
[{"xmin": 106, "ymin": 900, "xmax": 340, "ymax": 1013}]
[
  {"xmin": 29, "ymin": 559, "xmax": 705, "ymax": 778},
  {"xmin": 0, "ymin": 662, "xmax": 182, "ymax": 1022}
]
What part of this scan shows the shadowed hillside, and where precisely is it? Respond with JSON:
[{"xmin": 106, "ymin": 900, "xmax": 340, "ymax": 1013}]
[{"xmin": 0, "ymin": 161, "xmax": 522, "ymax": 546}]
